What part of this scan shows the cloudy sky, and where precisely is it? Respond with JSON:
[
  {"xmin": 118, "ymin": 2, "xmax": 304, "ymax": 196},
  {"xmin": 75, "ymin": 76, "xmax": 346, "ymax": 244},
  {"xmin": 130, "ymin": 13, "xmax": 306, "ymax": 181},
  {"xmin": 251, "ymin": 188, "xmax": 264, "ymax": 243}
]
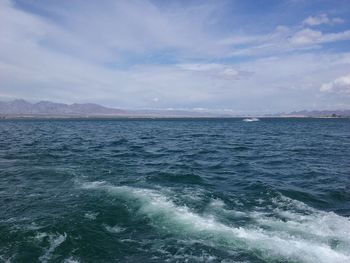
[{"xmin": 1, "ymin": 0, "xmax": 350, "ymax": 113}]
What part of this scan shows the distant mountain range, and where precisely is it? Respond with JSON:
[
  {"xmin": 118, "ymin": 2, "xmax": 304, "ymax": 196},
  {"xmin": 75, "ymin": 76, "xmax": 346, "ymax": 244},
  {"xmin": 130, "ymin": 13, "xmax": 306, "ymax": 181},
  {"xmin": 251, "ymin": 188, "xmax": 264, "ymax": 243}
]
[
  {"xmin": 0, "ymin": 99, "xmax": 126, "ymax": 116},
  {"xmin": 0, "ymin": 99, "xmax": 219, "ymax": 118},
  {"xmin": 278, "ymin": 109, "xmax": 350, "ymax": 117},
  {"xmin": 0, "ymin": 99, "xmax": 349, "ymax": 118}
]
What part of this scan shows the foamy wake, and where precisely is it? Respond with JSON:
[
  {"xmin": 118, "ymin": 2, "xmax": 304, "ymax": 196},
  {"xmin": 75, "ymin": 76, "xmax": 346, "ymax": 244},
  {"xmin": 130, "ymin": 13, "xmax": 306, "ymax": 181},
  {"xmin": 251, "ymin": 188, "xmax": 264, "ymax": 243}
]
[
  {"xmin": 81, "ymin": 181, "xmax": 350, "ymax": 263},
  {"xmin": 39, "ymin": 233, "xmax": 67, "ymax": 263},
  {"xmin": 243, "ymin": 118, "xmax": 259, "ymax": 122}
]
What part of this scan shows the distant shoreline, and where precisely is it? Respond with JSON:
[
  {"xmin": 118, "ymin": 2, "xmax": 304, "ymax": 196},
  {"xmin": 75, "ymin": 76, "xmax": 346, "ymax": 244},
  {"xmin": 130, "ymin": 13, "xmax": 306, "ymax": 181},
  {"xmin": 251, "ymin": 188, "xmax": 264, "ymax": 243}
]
[
  {"xmin": 1, "ymin": 115, "xmax": 349, "ymax": 120},
  {"xmin": 2, "ymin": 99, "xmax": 349, "ymax": 119}
]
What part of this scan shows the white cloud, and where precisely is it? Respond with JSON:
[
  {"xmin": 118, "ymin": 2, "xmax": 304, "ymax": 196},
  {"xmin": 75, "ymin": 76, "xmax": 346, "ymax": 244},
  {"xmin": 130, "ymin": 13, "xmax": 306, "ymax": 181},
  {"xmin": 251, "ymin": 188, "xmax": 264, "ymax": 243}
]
[
  {"xmin": 289, "ymin": 29, "xmax": 323, "ymax": 45},
  {"xmin": 290, "ymin": 28, "xmax": 350, "ymax": 45},
  {"xmin": 217, "ymin": 35, "xmax": 262, "ymax": 46},
  {"xmin": 320, "ymin": 74, "xmax": 350, "ymax": 95},
  {"xmin": 227, "ymin": 25, "xmax": 350, "ymax": 57},
  {"xmin": 178, "ymin": 63, "xmax": 223, "ymax": 71},
  {"xmin": 177, "ymin": 63, "xmax": 252, "ymax": 79},
  {"xmin": 1, "ymin": 0, "xmax": 350, "ymax": 112},
  {"xmin": 320, "ymin": 30, "xmax": 350, "ymax": 42},
  {"xmin": 303, "ymin": 14, "xmax": 344, "ymax": 26},
  {"xmin": 225, "ymin": 14, "xmax": 349, "ymax": 57}
]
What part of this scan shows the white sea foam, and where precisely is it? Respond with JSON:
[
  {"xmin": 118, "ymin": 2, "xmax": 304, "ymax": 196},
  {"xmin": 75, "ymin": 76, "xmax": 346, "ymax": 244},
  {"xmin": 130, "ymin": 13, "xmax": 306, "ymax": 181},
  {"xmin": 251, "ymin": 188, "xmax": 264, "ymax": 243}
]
[
  {"xmin": 0, "ymin": 254, "xmax": 13, "ymax": 263},
  {"xmin": 64, "ymin": 257, "xmax": 80, "ymax": 263},
  {"xmin": 34, "ymin": 232, "xmax": 48, "ymax": 241},
  {"xmin": 39, "ymin": 233, "xmax": 67, "ymax": 263},
  {"xmin": 104, "ymin": 224, "xmax": 125, "ymax": 234},
  {"xmin": 84, "ymin": 212, "xmax": 99, "ymax": 220},
  {"xmin": 81, "ymin": 181, "xmax": 106, "ymax": 189},
  {"xmin": 82, "ymin": 182, "xmax": 350, "ymax": 263},
  {"xmin": 207, "ymin": 199, "xmax": 247, "ymax": 218},
  {"xmin": 243, "ymin": 118, "xmax": 259, "ymax": 122}
]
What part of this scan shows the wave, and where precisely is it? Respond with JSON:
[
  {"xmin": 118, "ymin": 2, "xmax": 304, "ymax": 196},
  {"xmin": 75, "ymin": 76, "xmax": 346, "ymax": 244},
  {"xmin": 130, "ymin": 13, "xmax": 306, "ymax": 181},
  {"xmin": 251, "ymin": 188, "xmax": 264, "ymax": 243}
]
[
  {"xmin": 84, "ymin": 212, "xmax": 99, "ymax": 220},
  {"xmin": 81, "ymin": 181, "xmax": 350, "ymax": 263},
  {"xmin": 39, "ymin": 233, "xmax": 67, "ymax": 263},
  {"xmin": 104, "ymin": 224, "xmax": 125, "ymax": 234},
  {"xmin": 63, "ymin": 257, "xmax": 80, "ymax": 263}
]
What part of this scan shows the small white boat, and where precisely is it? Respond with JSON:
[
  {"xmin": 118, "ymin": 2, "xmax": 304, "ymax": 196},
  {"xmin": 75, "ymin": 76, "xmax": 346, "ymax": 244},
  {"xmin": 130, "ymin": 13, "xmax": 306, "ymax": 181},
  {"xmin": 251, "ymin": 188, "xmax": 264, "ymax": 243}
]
[{"xmin": 243, "ymin": 118, "xmax": 259, "ymax": 122}]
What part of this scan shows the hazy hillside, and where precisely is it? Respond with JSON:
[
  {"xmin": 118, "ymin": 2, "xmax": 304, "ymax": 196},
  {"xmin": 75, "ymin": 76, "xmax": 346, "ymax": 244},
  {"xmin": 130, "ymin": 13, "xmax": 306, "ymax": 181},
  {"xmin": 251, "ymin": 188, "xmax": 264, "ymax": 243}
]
[
  {"xmin": 0, "ymin": 99, "xmax": 126, "ymax": 116},
  {"xmin": 0, "ymin": 100, "xmax": 221, "ymax": 118},
  {"xmin": 1, "ymin": 99, "xmax": 349, "ymax": 118},
  {"xmin": 284, "ymin": 110, "xmax": 350, "ymax": 117}
]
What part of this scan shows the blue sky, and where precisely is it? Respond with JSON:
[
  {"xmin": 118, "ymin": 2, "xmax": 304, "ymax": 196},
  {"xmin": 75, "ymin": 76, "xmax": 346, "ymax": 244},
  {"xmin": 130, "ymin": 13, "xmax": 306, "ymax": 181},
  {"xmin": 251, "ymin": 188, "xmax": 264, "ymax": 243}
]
[{"xmin": 1, "ymin": 0, "xmax": 350, "ymax": 113}]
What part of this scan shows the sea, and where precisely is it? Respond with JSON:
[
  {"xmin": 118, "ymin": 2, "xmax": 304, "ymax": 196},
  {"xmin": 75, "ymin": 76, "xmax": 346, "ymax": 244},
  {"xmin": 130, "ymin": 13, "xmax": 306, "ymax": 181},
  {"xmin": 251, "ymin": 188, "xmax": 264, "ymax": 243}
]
[{"xmin": 0, "ymin": 118, "xmax": 349, "ymax": 263}]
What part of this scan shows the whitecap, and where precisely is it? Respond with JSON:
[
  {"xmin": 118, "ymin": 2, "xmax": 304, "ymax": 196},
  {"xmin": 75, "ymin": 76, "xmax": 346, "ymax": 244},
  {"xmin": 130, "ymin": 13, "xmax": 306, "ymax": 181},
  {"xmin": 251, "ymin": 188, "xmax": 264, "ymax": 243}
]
[
  {"xmin": 39, "ymin": 233, "xmax": 67, "ymax": 263},
  {"xmin": 84, "ymin": 212, "xmax": 99, "ymax": 220},
  {"xmin": 243, "ymin": 118, "xmax": 259, "ymax": 122},
  {"xmin": 104, "ymin": 224, "xmax": 125, "ymax": 234},
  {"xmin": 82, "ymin": 182, "xmax": 350, "ymax": 263},
  {"xmin": 34, "ymin": 232, "xmax": 48, "ymax": 241},
  {"xmin": 64, "ymin": 257, "xmax": 80, "ymax": 263}
]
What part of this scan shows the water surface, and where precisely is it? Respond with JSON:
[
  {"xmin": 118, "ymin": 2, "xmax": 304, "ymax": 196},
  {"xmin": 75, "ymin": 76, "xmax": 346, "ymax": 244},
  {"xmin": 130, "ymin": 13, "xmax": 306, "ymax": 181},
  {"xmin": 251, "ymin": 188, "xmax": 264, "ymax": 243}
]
[{"xmin": 1, "ymin": 118, "xmax": 350, "ymax": 262}]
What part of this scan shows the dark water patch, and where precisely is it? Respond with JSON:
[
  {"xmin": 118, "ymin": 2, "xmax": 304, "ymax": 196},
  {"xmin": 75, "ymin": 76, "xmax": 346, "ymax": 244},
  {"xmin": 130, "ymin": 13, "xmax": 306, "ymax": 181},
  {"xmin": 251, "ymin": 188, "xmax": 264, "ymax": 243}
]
[
  {"xmin": 110, "ymin": 138, "xmax": 129, "ymax": 146},
  {"xmin": 279, "ymin": 189, "xmax": 329, "ymax": 209},
  {"xmin": 146, "ymin": 172, "xmax": 204, "ymax": 185}
]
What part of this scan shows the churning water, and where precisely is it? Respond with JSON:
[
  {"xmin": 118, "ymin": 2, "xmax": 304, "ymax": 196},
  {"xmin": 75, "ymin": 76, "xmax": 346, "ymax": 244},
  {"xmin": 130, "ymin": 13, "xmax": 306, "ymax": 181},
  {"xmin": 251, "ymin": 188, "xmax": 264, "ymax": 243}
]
[{"xmin": 0, "ymin": 118, "xmax": 349, "ymax": 262}]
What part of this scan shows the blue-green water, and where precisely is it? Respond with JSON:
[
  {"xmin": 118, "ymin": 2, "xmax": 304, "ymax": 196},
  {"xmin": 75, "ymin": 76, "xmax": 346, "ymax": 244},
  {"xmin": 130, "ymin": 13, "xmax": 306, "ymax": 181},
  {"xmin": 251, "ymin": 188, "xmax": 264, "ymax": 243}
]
[{"xmin": 1, "ymin": 118, "xmax": 350, "ymax": 263}]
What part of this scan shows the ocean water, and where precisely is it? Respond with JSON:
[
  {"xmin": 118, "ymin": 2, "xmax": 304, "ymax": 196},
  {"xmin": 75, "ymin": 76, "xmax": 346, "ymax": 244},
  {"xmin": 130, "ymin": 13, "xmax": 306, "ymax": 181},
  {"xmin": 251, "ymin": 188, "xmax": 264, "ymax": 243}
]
[{"xmin": 0, "ymin": 118, "xmax": 350, "ymax": 263}]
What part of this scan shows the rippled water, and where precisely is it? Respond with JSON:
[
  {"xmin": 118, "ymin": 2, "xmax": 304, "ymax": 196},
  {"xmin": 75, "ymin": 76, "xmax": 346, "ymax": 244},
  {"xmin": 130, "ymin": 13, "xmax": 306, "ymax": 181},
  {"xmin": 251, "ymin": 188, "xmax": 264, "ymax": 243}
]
[{"xmin": 0, "ymin": 118, "xmax": 350, "ymax": 263}]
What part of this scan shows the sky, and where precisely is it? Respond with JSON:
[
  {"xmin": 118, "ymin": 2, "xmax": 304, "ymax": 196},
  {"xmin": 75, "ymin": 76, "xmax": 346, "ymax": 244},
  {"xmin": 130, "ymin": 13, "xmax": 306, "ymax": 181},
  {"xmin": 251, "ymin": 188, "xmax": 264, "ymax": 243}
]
[{"xmin": 1, "ymin": 0, "xmax": 350, "ymax": 113}]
